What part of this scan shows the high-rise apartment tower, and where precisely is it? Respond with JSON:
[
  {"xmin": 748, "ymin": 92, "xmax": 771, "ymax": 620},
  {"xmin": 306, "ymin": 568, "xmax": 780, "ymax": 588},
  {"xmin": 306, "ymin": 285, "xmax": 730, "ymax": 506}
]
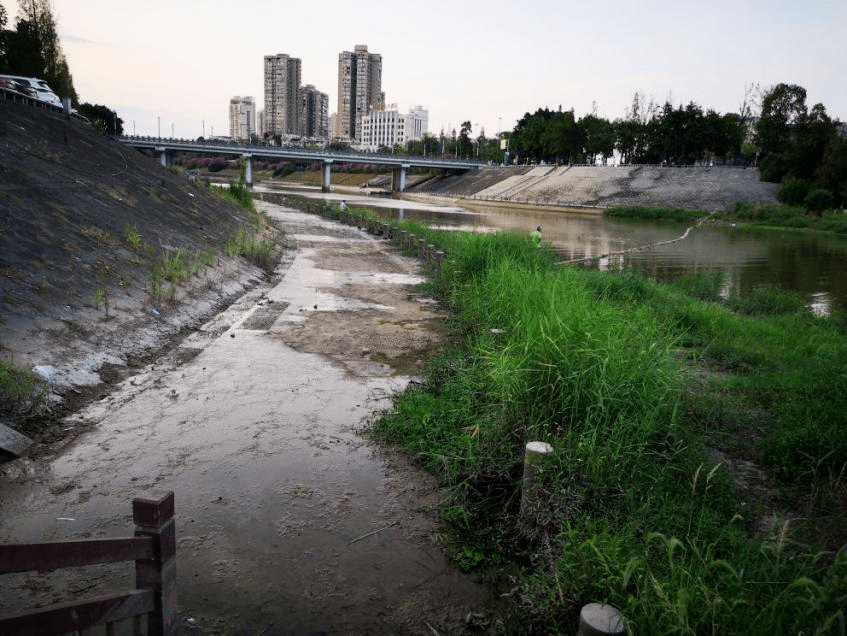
[
  {"xmin": 299, "ymin": 85, "xmax": 329, "ymax": 139},
  {"xmin": 229, "ymin": 96, "xmax": 255, "ymax": 142},
  {"xmin": 336, "ymin": 44, "xmax": 383, "ymax": 141},
  {"xmin": 264, "ymin": 54, "xmax": 301, "ymax": 137}
]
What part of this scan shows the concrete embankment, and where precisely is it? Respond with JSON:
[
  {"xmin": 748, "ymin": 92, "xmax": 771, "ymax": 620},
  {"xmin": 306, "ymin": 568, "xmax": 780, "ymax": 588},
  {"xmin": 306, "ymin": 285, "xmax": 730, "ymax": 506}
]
[{"xmin": 414, "ymin": 164, "xmax": 779, "ymax": 212}]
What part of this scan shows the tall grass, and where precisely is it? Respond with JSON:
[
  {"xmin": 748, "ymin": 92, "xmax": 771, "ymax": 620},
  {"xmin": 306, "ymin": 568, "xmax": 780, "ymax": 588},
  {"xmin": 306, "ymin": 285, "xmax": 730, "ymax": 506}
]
[{"xmin": 354, "ymin": 220, "xmax": 847, "ymax": 634}]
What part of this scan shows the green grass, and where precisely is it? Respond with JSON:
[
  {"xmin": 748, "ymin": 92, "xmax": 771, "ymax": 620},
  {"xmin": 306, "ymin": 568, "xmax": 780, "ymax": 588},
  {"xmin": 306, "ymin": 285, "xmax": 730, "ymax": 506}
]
[
  {"xmin": 305, "ymin": 207, "xmax": 847, "ymax": 634},
  {"xmin": 718, "ymin": 202, "xmax": 847, "ymax": 235},
  {"xmin": 123, "ymin": 223, "xmax": 142, "ymax": 249},
  {"xmin": 605, "ymin": 205, "xmax": 710, "ymax": 222},
  {"xmin": 0, "ymin": 358, "xmax": 47, "ymax": 413}
]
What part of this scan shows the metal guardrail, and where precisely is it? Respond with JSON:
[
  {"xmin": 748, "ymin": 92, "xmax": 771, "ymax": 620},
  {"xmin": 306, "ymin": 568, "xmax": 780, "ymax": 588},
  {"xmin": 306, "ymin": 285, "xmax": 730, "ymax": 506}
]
[{"xmin": 118, "ymin": 135, "xmax": 485, "ymax": 171}]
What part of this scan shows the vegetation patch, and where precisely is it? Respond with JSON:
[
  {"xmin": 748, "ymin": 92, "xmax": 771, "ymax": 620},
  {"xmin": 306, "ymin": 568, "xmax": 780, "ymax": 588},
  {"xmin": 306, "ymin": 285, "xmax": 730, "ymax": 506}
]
[
  {"xmin": 285, "ymin": 199, "xmax": 847, "ymax": 634},
  {"xmin": 0, "ymin": 358, "xmax": 47, "ymax": 414},
  {"xmin": 605, "ymin": 205, "xmax": 709, "ymax": 222},
  {"xmin": 80, "ymin": 225, "xmax": 120, "ymax": 246}
]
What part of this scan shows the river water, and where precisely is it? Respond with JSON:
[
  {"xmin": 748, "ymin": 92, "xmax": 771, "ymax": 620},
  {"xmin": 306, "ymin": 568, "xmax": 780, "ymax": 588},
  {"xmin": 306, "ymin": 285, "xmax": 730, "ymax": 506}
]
[{"xmin": 260, "ymin": 185, "xmax": 847, "ymax": 315}]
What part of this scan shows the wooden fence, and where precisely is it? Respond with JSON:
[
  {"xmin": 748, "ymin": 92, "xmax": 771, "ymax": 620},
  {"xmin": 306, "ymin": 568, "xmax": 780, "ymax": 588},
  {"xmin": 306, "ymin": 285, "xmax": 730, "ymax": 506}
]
[{"xmin": 0, "ymin": 492, "xmax": 176, "ymax": 636}]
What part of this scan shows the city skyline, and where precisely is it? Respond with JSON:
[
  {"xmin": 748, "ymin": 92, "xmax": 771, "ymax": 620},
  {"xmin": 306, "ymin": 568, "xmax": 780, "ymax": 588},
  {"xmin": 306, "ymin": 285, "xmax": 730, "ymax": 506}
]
[{"xmin": 5, "ymin": 0, "xmax": 845, "ymax": 141}]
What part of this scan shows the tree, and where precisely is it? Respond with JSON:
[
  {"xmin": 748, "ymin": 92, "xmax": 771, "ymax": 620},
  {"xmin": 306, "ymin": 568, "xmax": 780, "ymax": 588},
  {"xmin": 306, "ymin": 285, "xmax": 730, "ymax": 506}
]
[
  {"xmin": 580, "ymin": 115, "xmax": 615, "ymax": 164},
  {"xmin": 755, "ymin": 83, "xmax": 807, "ymax": 158},
  {"xmin": 458, "ymin": 121, "xmax": 473, "ymax": 158},
  {"xmin": 0, "ymin": 0, "xmax": 77, "ymax": 102},
  {"xmin": 77, "ymin": 103, "xmax": 123, "ymax": 135}
]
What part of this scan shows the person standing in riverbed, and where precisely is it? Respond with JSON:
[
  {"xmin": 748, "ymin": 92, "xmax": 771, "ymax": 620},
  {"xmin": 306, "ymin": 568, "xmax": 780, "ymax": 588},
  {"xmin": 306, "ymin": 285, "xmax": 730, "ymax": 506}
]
[{"xmin": 530, "ymin": 226, "xmax": 542, "ymax": 246}]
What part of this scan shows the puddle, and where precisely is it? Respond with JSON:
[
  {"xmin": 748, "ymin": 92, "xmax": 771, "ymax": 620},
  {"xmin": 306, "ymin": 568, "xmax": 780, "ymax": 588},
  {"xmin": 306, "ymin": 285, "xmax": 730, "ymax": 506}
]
[{"xmin": 0, "ymin": 204, "xmax": 493, "ymax": 634}]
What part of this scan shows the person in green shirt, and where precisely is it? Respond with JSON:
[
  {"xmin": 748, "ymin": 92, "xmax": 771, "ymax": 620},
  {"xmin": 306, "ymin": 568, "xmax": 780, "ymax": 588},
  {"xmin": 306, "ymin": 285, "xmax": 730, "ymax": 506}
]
[{"xmin": 530, "ymin": 226, "xmax": 542, "ymax": 246}]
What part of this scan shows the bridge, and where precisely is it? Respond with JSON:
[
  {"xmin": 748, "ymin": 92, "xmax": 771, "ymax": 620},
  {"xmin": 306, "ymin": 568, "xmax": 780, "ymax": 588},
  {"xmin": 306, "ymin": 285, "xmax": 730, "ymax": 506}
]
[{"xmin": 117, "ymin": 136, "xmax": 483, "ymax": 192}]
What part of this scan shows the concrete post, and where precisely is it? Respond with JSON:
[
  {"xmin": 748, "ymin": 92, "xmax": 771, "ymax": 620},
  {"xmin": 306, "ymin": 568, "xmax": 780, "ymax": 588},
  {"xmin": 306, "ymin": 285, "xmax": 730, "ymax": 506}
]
[
  {"xmin": 418, "ymin": 238, "xmax": 426, "ymax": 258},
  {"xmin": 382, "ymin": 223, "xmax": 389, "ymax": 237},
  {"xmin": 155, "ymin": 147, "xmax": 169, "ymax": 168},
  {"xmin": 321, "ymin": 160, "xmax": 333, "ymax": 193},
  {"xmin": 427, "ymin": 244, "xmax": 435, "ymax": 260},
  {"xmin": 134, "ymin": 492, "xmax": 177, "ymax": 636},
  {"xmin": 578, "ymin": 603, "xmax": 625, "ymax": 636},
  {"xmin": 520, "ymin": 441, "xmax": 554, "ymax": 517},
  {"xmin": 242, "ymin": 154, "xmax": 253, "ymax": 187},
  {"xmin": 435, "ymin": 251, "xmax": 445, "ymax": 269}
]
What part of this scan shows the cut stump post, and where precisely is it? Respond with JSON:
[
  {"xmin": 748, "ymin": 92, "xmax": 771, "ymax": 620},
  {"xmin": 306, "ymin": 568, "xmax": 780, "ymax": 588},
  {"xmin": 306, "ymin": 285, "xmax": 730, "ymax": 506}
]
[
  {"xmin": 578, "ymin": 603, "xmax": 625, "ymax": 636},
  {"xmin": 520, "ymin": 441, "xmax": 554, "ymax": 517}
]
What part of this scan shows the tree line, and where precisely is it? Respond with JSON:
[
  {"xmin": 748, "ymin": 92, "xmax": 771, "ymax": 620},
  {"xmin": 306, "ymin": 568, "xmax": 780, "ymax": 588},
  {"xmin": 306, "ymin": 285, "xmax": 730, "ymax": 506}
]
[
  {"xmin": 0, "ymin": 0, "xmax": 124, "ymax": 134},
  {"xmin": 0, "ymin": 0, "xmax": 76, "ymax": 102}
]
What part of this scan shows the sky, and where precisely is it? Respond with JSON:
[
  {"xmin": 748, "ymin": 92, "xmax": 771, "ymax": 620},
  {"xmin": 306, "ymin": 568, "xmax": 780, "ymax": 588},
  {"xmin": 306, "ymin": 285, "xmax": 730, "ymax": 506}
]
[{"xmin": 5, "ymin": 0, "xmax": 847, "ymax": 140}]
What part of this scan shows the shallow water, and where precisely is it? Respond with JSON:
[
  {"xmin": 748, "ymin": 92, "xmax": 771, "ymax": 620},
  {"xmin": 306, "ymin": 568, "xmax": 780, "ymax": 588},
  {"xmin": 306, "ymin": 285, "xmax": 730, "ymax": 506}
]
[
  {"xmin": 0, "ymin": 205, "xmax": 492, "ymax": 634},
  {"xmin": 261, "ymin": 185, "xmax": 847, "ymax": 314}
]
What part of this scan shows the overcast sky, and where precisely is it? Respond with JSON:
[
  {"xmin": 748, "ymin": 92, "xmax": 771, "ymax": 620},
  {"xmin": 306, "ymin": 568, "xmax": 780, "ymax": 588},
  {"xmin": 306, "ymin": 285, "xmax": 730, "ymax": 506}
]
[{"xmin": 6, "ymin": 0, "xmax": 846, "ymax": 139}]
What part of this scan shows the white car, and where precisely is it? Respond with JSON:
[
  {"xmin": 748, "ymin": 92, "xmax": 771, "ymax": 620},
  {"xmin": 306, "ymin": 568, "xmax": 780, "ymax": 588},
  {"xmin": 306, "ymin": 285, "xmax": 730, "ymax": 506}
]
[{"xmin": 0, "ymin": 75, "xmax": 62, "ymax": 107}]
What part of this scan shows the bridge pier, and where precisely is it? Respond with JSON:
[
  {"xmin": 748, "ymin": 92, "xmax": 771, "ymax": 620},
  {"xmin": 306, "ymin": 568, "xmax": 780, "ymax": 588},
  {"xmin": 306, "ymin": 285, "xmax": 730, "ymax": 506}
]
[
  {"xmin": 155, "ymin": 147, "xmax": 171, "ymax": 168},
  {"xmin": 391, "ymin": 164, "xmax": 410, "ymax": 192},
  {"xmin": 242, "ymin": 153, "xmax": 253, "ymax": 187},
  {"xmin": 322, "ymin": 160, "xmax": 333, "ymax": 192}
]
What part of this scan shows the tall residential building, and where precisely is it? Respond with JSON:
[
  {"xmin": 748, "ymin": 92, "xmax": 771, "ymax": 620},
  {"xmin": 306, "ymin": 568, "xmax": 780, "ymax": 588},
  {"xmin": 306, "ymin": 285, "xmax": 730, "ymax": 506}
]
[
  {"xmin": 300, "ymin": 85, "xmax": 329, "ymax": 139},
  {"xmin": 359, "ymin": 104, "xmax": 428, "ymax": 150},
  {"xmin": 264, "ymin": 54, "xmax": 301, "ymax": 137},
  {"xmin": 229, "ymin": 96, "xmax": 255, "ymax": 142},
  {"xmin": 336, "ymin": 44, "xmax": 383, "ymax": 141}
]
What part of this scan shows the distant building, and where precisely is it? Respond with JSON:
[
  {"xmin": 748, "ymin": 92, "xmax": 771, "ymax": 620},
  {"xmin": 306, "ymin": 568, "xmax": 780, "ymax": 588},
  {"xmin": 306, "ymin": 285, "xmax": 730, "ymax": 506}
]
[
  {"xmin": 229, "ymin": 96, "xmax": 255, "ymax": 142},
  {"xmin": 336, "ymin": 44, "xmax": 383, "ymax": 141},
  {"xmin": 264, "ymin": 54, "xmax": 301, "ymax": 137},
  {"xmin": 300, "ymin": 85, "xmax": 329, "ymax": 139},
  {"xmin": 256, "ymin": 110, "xmax": 265, "ymax": 138},
  {"xmin": 359, "ymin": 104, "xmax": 428, "ymax": 151}
]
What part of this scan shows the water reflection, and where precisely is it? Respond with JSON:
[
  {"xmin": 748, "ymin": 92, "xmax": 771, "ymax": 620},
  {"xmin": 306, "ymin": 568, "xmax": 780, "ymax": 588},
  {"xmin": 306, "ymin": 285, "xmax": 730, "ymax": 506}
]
[{"xmin": 259, "ymin": 185, "xmax": 847, "ymax": 313}]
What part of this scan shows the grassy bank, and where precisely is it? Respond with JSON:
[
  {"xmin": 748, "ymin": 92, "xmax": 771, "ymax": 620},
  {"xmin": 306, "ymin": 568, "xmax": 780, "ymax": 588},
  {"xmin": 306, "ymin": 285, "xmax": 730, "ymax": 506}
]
[
  {"xmin": 285, "ymin": 197, "xmax": 846, "ymax": 634},
  {"xmin": 607, "ymin": 202, "xmax": 847, "ymax": 235}
]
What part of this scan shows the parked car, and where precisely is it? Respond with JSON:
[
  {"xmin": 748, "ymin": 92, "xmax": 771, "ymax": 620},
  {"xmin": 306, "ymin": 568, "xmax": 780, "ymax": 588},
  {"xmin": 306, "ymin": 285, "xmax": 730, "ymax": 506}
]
[
  {"xmin": 0, "ymin": 75, "xmax": 61, "ymax": 106},
  {"xmin": 0, "ymin": 76, "xmax": 37, "ymax": 98}
]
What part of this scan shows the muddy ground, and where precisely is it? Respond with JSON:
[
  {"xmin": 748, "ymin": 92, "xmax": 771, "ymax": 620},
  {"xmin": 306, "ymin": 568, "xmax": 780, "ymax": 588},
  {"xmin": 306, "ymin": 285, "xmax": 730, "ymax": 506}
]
[
  {"xmin": 1, "ymin": 103, "xmax": 498, "ymax": 634},
  {"xmin": 1, "ymin": 202, "xmax": 499, "ymax": 634}
]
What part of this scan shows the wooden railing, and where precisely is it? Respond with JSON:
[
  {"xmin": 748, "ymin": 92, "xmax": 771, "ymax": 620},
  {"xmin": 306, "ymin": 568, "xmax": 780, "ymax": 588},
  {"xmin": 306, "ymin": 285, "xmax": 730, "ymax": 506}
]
[{"xmin": 0, "ymin": 491, "xmax": 177, "ymax": 636}]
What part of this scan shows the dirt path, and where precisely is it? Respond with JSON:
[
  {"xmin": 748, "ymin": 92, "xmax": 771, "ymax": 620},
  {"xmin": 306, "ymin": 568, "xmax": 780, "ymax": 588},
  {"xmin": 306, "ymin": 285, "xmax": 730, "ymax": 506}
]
[{"xmin": 0, "ymin": 203, "xmax": 493, "ymax": 635}]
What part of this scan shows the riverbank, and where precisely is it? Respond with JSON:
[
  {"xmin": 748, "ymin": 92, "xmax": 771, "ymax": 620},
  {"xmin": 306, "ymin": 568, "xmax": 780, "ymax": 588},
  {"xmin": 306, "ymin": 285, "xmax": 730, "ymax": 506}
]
[
  {"xmin": 283, "ymin": 196, "xmax": 847, "ymax": 634},
  {"xmin": 0, "ymin": 103, "xmax": 282, "ymax": 449}
]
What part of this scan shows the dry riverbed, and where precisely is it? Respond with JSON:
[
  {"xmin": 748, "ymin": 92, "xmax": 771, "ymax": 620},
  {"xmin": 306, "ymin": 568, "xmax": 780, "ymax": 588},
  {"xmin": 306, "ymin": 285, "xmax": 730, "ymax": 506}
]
[{"xmin": 0, "ymin": 202, "xmax": 496, "ymax": 635}]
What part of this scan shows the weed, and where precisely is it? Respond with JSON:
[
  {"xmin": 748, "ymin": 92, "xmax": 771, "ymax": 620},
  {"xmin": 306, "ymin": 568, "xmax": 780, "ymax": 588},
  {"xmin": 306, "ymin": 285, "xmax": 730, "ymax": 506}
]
[
  {"xmin": 80, "ymin": 225, "xmax": 119, "ymax": 245},
  {"xmin": 92, "ymin": 271, "xmax": 110, "ymax": 315},
  {"xmin": 123, "ymin": 224, "xmax": 142, "ymax": 249},
  {"xmin": 0, "ymin": 358, "xmax": 47, "ymax": 413},
  {"xmin": 148, "ymin": 264, "xmax": 163, "ymax": 302}
]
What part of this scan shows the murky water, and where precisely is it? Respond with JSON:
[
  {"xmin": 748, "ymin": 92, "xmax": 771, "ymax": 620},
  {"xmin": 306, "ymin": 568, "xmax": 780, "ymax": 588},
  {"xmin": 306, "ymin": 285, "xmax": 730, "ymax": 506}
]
[
  {"xmin": 258, "ymin": 185, "xmax": 847, "ymax": 314},
  {"xmin": 0, "ymin": 206, "xmax": 492, "ymax": 634}
]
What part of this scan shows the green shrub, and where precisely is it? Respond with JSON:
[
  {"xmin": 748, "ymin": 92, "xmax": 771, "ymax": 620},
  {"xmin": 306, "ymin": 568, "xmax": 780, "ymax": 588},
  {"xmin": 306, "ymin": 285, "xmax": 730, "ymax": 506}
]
[
  {"xmin": 804, "ymin": 188, "xmax": 835, "ymax": 213},
  {"xmin": 725, "ymin": 285, "xmax": 809, "ymax": 316},
  {"xmin": 777, "ymin": 178, "xmax": 811, "ymax": 206}
]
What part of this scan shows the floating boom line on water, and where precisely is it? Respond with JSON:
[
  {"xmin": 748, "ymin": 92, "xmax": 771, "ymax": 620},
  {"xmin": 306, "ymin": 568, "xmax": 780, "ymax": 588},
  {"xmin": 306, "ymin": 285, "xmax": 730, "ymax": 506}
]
[{"xmin": 559, "ymin": 224, "xmax": 696, "ymax": 265}]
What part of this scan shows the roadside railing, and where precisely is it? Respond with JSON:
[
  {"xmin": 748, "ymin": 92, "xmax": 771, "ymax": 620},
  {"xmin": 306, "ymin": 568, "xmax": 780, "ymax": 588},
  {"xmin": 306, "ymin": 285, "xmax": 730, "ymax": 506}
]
[{"xmin": 0, "ymin": 491, "xmax": 177, "ymax": 636}]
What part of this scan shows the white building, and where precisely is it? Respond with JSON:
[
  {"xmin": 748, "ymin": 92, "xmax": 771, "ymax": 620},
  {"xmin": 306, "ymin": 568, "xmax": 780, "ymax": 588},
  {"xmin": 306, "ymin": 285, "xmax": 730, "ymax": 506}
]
[
  {"xmin": 359, "ymin": 104, "xmax": 428, "ymax": 151},
  {"xmin": 229, "ymin": 96, "xmax": 255, "ymax": 142}
]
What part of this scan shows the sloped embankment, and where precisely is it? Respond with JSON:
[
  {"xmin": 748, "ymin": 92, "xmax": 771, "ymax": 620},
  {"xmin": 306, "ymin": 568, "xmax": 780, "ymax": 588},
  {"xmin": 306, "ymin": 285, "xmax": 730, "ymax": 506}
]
[{"xmin": 0, "ymin": 102, "xmax": 271, "ymax": 410}]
